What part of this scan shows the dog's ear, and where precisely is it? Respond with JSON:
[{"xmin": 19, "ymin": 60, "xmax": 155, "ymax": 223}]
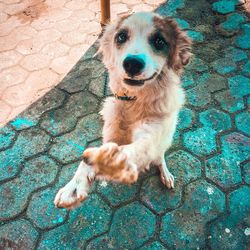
[{"xmin": 154, "ymin": 17, "xmax": 192, "ymax": 73}]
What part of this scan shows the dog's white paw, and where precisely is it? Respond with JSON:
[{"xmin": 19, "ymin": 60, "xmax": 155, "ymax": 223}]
[
  {"xmin": 160, "ymin": 169, "xmax": 175, "ymax": 189},
  {"xmin": 54, "ymin": 178, "xmax": 89, "ymax": 210}
]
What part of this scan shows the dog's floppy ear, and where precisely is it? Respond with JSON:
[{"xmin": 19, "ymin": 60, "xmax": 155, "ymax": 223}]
[{"xmin": 154, "ymin": 16, "xmax": 192, "ymax": 74}]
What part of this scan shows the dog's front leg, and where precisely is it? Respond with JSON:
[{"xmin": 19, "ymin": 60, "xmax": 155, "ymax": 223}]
[{"xmin": 54, "ymin": 161, "xmax": 95, "ymax": 209}]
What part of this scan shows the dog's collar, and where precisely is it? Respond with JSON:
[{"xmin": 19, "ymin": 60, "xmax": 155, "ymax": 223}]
[{"xmin": 114, "ymin": 92, "xmax": 137, "ymax": 101}]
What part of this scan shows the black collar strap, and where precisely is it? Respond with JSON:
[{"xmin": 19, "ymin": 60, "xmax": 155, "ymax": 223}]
[{"xmin": 114, "ymin": 93, "xmax": 137, "ymax": 101}]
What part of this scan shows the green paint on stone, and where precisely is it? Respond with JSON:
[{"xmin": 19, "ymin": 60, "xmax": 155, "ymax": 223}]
[
  {"xmin": 13, "ymin": 88, "xmax": 66, "ymax": 129},
  {"xmin": 212, "ymin": 1, "xmax": 235, "ymax": 14},
  {"xmin": 0, "ymin": 219, "xmax": 38, "ymax": 250},
  {"xmin": 0, "ymin": 128, "xmax": 50, "ymax": 182},
  {"xmin": 187, "ymin": 30, "xmax": 204, "ymax": 42},
  {"xmin": 235, "ymin": 24, "xmax": 250, "ymax": 49},
  {"xmin": 235, "ymin": 111, "xmax": 250, "ymax": 136},
  {"xmin": 211, "ymin": 58, "xmax": 237, "ymax": 75},
  {"xmin": 41, "ymin": 92, "xmax": 99, "ymax": 136},
  {"xmin": 242, "ymin": 162, "xmax": 250, "ymax": 185},
  {"xmin": 161, "ymin": 179, "xmax": 225, "ymax": 249},
  {"xmin": 108, "ymin": 202, "xmax": 156, "ymax": 249},
  {"xmin": 177, "ymin": 107, "xmax": 194, "ymax": 130},
  {"xmin": 86, "ymin": 234, "xmax": 112, "ymax": 250},
  {"xmin": 49, "ymin": 113, "xmax": 102, "ymax": 164},
  {"xmin": 205, "ymin": 73, "xmax": 227, "ymax": 92},
  {"xmin": 0, "ymin": 155, "xmax": 58, "ymax": 220},
  {"xmin": 11, "ymin": 117, "xmax": 35, "ymax": 130},
  {"xmin": 183, "ymin": 127, "xmax": 217, "ymax": 156},
  {"xmin": 174, "ymin": 18, "xmax": 190, "ymax": 29},
  {"xmin": 0, "ymin": 126, "xmax": 15, "ymax": 151},
  {"xmin": 199, "ymin": 108, "xmax": 232, "ymax": 131},
  {"xmin": 38, "ymin": 194, "xmax": 112, "ymax": 249},
  {"xmin": 97, "ymin": 181, "xmax": 139, "ymax": 206}
]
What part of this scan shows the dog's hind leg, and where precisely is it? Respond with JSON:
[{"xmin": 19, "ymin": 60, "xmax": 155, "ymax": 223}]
[{"xmin": 54, "ymin": 161, "xmax": 95, "ymax": 209}]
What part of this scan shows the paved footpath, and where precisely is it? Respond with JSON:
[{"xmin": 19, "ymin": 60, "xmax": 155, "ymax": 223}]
[{"xmin": 0, "ymin": 0, "xmax": 250, "ymax": 249}]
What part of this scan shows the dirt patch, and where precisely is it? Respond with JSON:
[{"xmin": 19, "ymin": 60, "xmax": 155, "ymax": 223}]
[{"xmin": 15, "ymin": 0, "xmax": 48, "ymax": 24}]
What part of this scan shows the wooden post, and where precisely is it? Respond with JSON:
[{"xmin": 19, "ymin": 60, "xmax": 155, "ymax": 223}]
[{"xmin": 100, "ymin": 0, "xmax": 110, "ymax": 26}]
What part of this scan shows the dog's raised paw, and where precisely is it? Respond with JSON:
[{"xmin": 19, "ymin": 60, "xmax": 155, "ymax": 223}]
[
  {"xmin": 160, "ymin": 171, "xmax": 174, "ymax": 189},
  {"xmin": 54, "ymin": 178, "xmax": 88, "ymax": 210},
  {"xmin": 83, "ymin": 143, "xmax": 138, "ymax": 184}
]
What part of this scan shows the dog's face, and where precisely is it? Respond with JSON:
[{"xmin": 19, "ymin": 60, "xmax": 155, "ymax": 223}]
[{"xmin": 99, "ymin": 12, "xmax": 191, "ymax": 89}]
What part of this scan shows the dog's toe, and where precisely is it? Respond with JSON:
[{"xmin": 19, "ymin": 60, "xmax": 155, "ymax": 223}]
[
  {"xmin": 161, "ymin": 172, "xmax": 174, "ymax": 189},
  {"xmin": 54, "ymin": 179, "xmax": 88, "ymax": 210}
]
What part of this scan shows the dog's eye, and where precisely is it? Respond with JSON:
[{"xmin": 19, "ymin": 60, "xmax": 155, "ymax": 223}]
[
  {"xmin": 115, "ymin": 30, "xmax": 128, "ymax": 44},
  {"xmin": 151, "ymin": 34, "xmax": 167, "ymax": 51}
]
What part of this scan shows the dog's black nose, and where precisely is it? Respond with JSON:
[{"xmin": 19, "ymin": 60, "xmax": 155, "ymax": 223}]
[{"xmin": 123, "ymin": 56, "xmax": 145, "ymax": 77}]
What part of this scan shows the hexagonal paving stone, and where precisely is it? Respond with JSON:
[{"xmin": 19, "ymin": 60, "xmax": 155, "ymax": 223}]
[
  {"xmin": 97, "ymin": 181, "xmax": 139, "ymax": 206},
  {"xmin": 38, "ymin": 194, "xmax": 112, "ymax": 249},
  {"xmin": 0, "ymin": 128, "xmax": 50, "ymax": 181},
  {"xmin": 206, "ymin": 154, "xmax": 242, "ymax": 189},
  {"xmin": 40, "ymin": 91, "xmax": 99, "ymax": 136},
  {"xmin": 49, "ymin": 113, "xmax": 102, "ymax": 164},
  {"xmin": 59, "ymin": 59, "xmax": 106, "ymax": 93},
  {"xmin": 228, "ymin": 75, "xmax": 250, "ymax": 97},
  {"xmin": 209, "ymin": 186, "xmax": 250, "ymax": 249},
  {"xmin": 186, "ymin": 84, "xmax": 211, "ymax": 107},
  {"xmin": 235, "ymin": 23, "xmax": 250, "ymax": 49},
  {"xmin": 160, "ymin": 179, "xmax": 225, "ymax": 249},
  {"xmin": 235, "ymin": 111, "xmax": 250, "ymax": 136},
  {"xmin": 212, "ymin": 0, "xmax": 235, "ymax": 14},
  {"xmin": 177, "ymin": 107, "xmax": 194, "ymax": 130},
  {"xmin": 107, "ymin": 202, "xmax": 156, "ymax": 249},
  {"xmin": 0, "ymin": 219, "xmax": 38, "ymax": 250},
  {"xmin": 211, "ymin": 58, "xmax": 237, "ymax": 75},
  {"xmin": 204, "ymin": 73, "xmax": 227, "ymax": 92},
  {"xmin": 0, "ymin": 126, "xmax": 15, "ymax": 151},
  {"xmin": 27, "ymin": 163, "xmax": 80, "ymax": 230},
  {"xmin": 199, "ymin": 108, "xmax": 232, "ymax": 132},
  {"xmin": 183, "ymin": 127, "xmax": 217, "ymax": 156},
  {"xmin": 0, "ymin": 155, "xmax": 58, "ymax": 220},
  {"xmin": 206, "ymin": 133, "xmax": 249, "ymax": 189},
  {"xmin": 214, "ymin": 89, "xmax": 245, "ymax": 113},
  {"xmin": 218, "ymin": 13, "xmax": 246, "ymax": 36},
  {"xmin": 242, "ymin": 162, "xmax": 250, "ymax": 185},
  {"xmin": 88, "ymin": 74, "xmax": 107, "ymax": 97},
  {"xmin": 10, "ymin": 88, "xmax": 65, "ymax": 130},
  {"xmin": 140, "ymin": 241, "xmax": 166, "ymax": 250}
]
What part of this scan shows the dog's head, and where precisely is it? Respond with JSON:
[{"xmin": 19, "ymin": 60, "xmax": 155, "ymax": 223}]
[{"xmin": 99, "ymin": 12, "xmax": 192, "ymax": 89}]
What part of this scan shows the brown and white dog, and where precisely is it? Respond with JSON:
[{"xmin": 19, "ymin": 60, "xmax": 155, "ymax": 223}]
[{"xmin": 54, "ymin": 12, "xmax": 192, "ymax": 209}]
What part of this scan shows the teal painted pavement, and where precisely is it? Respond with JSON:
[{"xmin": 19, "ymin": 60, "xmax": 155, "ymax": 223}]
[{"xmin": 0, "ymin": 0, "xmax": 250, "ymax": 249}]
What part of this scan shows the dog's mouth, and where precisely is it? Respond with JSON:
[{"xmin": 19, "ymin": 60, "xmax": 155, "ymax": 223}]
[{"xmin": 124, "ymin": 73, "xmax": 157, "ymax": 86}]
